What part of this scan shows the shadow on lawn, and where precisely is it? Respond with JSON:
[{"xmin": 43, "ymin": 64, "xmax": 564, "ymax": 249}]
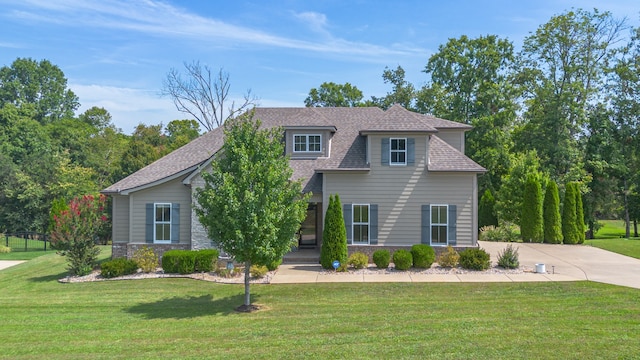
[
  {"xmin": 126, "ymin": 293, "xmax": 257, "ymax": 319},
  {"xmin": 29, "ymin": 271, "xmax": 69, "ymax": 282}
]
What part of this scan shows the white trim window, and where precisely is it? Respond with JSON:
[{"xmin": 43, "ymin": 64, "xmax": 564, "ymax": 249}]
[
  {"xmin": 154, "ymin": 203, "xmax": 172, "ymax": 243},
  {"xmin": 431, "ymin": 204, "xmax": 448, "ymax": 245},
  {"xmin": 294, "ymin": 134, "xmax": 322, "ymax": 152},
  {"xmin": 390, "ymin": 138, "xmax": 407, "ymax": 165},
  {"xmin": 352, "ymin": 204, "xmax": 370, "ymax": 245}
]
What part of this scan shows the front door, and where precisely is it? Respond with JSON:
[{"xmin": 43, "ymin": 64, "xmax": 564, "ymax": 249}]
[{"xmin": 299, "ymin": 203, "xmax": 317, "ymax": 248}]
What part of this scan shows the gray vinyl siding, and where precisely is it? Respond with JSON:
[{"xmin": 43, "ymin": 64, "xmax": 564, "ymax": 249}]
[
  {"xmin": 323, "ymin": 134, "xmax": 477, "ymax": 247},
  {"xmin": 286, "ymin": 129, "xmax": 331, "ymax": 158},
  {"xmin": 129, "ymin": 177, "xmax": 191, "ymax": 244},
  {"xmin": 435, "ymin": 130, "xmax": 465, "ymax": 153},
  {"xmin": 112, "ymin": 195, "xmax": 129, "ymax": 243}
]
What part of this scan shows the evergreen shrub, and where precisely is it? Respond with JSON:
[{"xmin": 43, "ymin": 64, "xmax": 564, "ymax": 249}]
[
  {"xmin": 392, "ymin": 250, "xmax": 413, "ymax": 271},
  {"xmin": 372, "ymin": 249, "xmax": 390, "ymax": 269},
  {"xmin": 562, "ymin": 183, "xmax": 579, "ymax": 244},
  {"xmin": 459, "ymin": 248, "xmax": 491, "ymax": 270},
  {"xmin": 521, "ymin": 174, "xmax": 544, "ymax": 242},
  {"xmin": 479, "ymin": 189, "xmax": 498, "ymax": 228},
  {"xmin": 411, "ymin": 244, "xmax": 435, "ymax": 268},
  {"xmin": 132, "ymin": 245, "xmax": 159, "ymax": 273},
  {"xmin": 101, "ymin": 258, "xmax": 138, "ymax": 278},
  {"xmin": 543, "ymin": 181, "xmax": 563, "ymax": 244},
  {"xmin": 320, "ymin": 194, "xmax": 348, "ymax": 269},
  {"xmin": 266, "ymin": 258, "xmax": 282, "ymax": 271},
  {"xmin": 195, "ymin": 249, "xmax": 219, "ymax": 272}
]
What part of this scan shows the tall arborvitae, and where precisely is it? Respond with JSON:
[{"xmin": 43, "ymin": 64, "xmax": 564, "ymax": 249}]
[
  {"xmin": 320, "ymin": 194, "xmax": 348, "ymax": 269},
  {"xmin": 521, "ymin": 174, "xmax": 544, "ymax": 242},
  {"xmin": 479, "ymin": 189, "xmax": 498, "ymax": 229},
  {"xmin": 575, "ymin": 184, "xmax": 586, "ymax": 244},
  {"xmin": 562, "ymin": 183, "xmax": 579, "ymax": 244},
  {"xmin": 543, "ymin": 181, "xmax": 563, "ymax": 243}
]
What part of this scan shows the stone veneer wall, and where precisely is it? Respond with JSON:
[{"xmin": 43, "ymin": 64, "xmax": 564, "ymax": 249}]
[
  {"xmin": 189, "ymin": 174, "xmax": 214, "ymax": 251},
  {"xmin": 112, "ymin": 243, "xmax": 190, "ymax": 263}
]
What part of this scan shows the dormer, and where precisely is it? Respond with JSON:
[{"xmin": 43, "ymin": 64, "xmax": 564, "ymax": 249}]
[{"xmin": 284, "ymin": 126, "xmax": 337, "ymax": 159}]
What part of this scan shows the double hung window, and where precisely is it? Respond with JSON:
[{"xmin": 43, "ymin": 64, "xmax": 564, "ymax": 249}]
[
  {"xmin": 390, "ymin": 138, "xmax": 407, "ymax": 165},
  {"xmin": 155, "ymin": 203, "xmax": 171, "ymax": 243},
  {"xmin": 431, "ymin": 205, "xmax": 448, "ymax": 245},
  {"xmin": 352, "ymin": 204, "xmax": 370, "ymax": 245},
  {"xmin": 294, "ymin": 135, "xmax": 321, "ymax": 152}
]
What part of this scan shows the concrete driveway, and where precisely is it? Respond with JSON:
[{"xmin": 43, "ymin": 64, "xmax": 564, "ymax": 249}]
[{"xmin": 479, "ymin": 241, "xmax": 640, "ymax": 289}]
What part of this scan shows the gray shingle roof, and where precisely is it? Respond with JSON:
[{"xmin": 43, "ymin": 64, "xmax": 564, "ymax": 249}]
[
  {"xmin": 428, "ymin": 135, "xmax": 486, "ymax": 172},
  {"xmin": 103, "ymin": 105, "xmax": 483, "ymax": 194}
]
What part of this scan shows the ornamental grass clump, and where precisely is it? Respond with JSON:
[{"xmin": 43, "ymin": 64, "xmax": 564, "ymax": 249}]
[
  {"xmin": 0, "ymin": 244, "xmax": 10, "ymax": 253},
  {"xmin": 497, "ymin": 244, "xmax": 520, "ymax": 269}
]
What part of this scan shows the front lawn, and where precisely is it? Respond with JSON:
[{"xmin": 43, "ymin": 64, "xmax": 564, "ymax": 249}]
[
  {"xmin": 0, "ymin": 251, "xmax": 638, "ymax": 359},
  {"xmin": 584, "ymin": 238, "xmax": 640, "ymax": 259}
]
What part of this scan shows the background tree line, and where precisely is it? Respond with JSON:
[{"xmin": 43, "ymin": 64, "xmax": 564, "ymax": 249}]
[
  {"xmin": 1, "ymin": 8, "xmax": 638, "ymax": 239},
  {"xmin": 305, "ymin": 9, "xmax": 640, "ymax": 238}
]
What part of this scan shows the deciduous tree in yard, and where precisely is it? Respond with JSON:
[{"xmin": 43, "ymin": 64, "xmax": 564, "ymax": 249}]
[
  {"xmin": 543, "ymin": 181, "xmax": 563, "ymax": 244},
  {"xmin": 50, "ymin": 194, "xmax": 107, "ymax": 276},
  {"xmin": 320, "ymin": 194, "xmax": 348, "ymax": 269},
  {"xmin": 195, "ymin": 111, "xmax": 309, "ymax": 311}
]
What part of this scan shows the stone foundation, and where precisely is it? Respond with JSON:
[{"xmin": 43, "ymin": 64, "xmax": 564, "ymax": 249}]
[
  {"xmin": 112, "ymin": 243, "xmax": 190, "ymax": 262},
  {"xmin": 347, "ymin": 245, "xmax": 476, "ymax": 261}
]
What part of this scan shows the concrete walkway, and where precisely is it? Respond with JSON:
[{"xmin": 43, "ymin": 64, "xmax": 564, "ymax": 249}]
[
  {"xmin": 0, "ymin": 260, "xmax": 25, "ymax": 271},
  {"xmin": 271, "ymin": 242, "xmax": 640, "ymax": 289}
]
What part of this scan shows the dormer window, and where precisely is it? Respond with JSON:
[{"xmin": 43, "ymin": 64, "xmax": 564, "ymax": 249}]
[
  {"xmin": 390, "ymin": 138, "xmax": 407, "ymax": 165},
  {"xmin": 294, "ymin": 134, "xmax": 321, "ymax": 152}
]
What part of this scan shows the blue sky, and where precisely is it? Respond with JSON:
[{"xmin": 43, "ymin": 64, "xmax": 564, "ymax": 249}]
[{"xmin": 1, "ymin": 0, "xmax": 638, "ymax": 132}]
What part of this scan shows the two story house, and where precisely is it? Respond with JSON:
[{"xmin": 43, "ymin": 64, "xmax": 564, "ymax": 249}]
[{"xmin": 102, "ymin": 105, "xmax": 485, "ymax": 259}]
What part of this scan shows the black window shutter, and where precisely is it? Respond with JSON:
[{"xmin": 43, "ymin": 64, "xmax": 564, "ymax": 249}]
[
  {"xmin": 370, "ymin": 204, "xmax": 378, "ymax": 245},
  {"xmin": 145, "ymin": 203, "xmax": 154, "ymax": 243},
  {"xmin": 171, "ymin": 203, "xmax": 180, "ymax": 244},
  {"xmin": 381, "ymin": 138, "xmax": 390, "ymax": 165},
  {"xmin": 421, "ymin": 204, "xmax": 430, "ymax": 244},
  {"xmin": 407, "ymin": 138, "xmax": 415, "ymax": 165},
  {"xmin": 448, "ymin": 205, "xmax": 457, "ymax": 246},
  {"xmin": 343, "ymin": 204, "xmax": 352, "ymax": 245}
]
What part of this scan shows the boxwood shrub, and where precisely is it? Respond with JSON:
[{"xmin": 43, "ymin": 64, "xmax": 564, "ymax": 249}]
[
  {"xmin": 411, "ymin": 244, "xmax": 435, "ymax": 268},
  {"xmin": 392, "ymin": 249, "xmax": 413, "ymax": 271},
  {"xmin": 372, "ymin": 249, "xmax": 390, "ymax": 269},
  {"xmin": 195, "ymin": 249, "xmax": 219, "ymax": 272},
  {"xmin": 459, "ymin": 248, "xmax": 491, "ymax": 270},
  {"xmin": 101, "ymin": 258, "xmax": 138, "ymax": 278}
]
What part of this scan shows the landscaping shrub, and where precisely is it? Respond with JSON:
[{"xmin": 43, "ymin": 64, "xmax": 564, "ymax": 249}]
[
  {"xmin": 347, "ymin": 252, "xmax": 369, "ymax": 269},
  {"xmin": 250, "ymin": 265, "xmax": 268, "ymax": 278},
  {"xmin": 543, "ymin": 181, "xmax": 563, "ymax": 244},
  {"xmin": 320, "ymin": 194, "xmax": 348, "ymax": 269},
  {"xmin": 101, "ymin": 258, "xmax": 138, "ymax": 278},
  {"xmin": 575, "ymin": 186, "xmax": 585, "ymax": 244},
  {"xmin": 497, "ymin": 244, "xmax": 519, "ymax": 269},
  {"xmin": 372, "ymin": 249, "xmax": 390, "ymax": 269},
  {"xmin": 479, "ymin": 189, "xmax": 498, "ymax": 228},
  {"xmin": 0, "ymin": 244, "xmax": 10, "ymax": 253},
  {"xmin": 562, "ymin": 182, "xmax": 579, "ymax": 244},
  {"xmin": 480, "ymin": 224, "xmax": 520, "ymax": 242},
  {"xmin": 392, "ymin": 249, "xmax": 412, "ymax": 271},
  {"xmin": 437, "ymin": 246, "xmax": 459, "ymax": 267},
  {"xmin": 195, "ymin": 249, "xmax": 219, "ymax": 272},
  {"xmin": 132, "ymin": 246, "xmax": 159, "ymax": 273},
  {"xmin": 411, "ymin": 244, "xmax": 435, "ymax": 268},
  {"xmin": 459, "ymin": 248, "xmax": 491, "ymax": 271},
  {"xmin": 266, "ymin": 258, "xmax": 282, "ymax": 271},
  {"xmin": 521, "ymin": 174, "xmax": 544, "ymax": 243},
  {"xmin": 162, "ymin": 250, "xmax": 196, "ymax": 274}
]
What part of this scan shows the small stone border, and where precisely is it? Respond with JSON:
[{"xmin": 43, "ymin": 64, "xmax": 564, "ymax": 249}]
[
  {"xmin": 58, "ymin": 268, "xmax": 274, "ymax": 284},
  {"xmin": 319, "ymin": 263, "xmax": 532, "ymax": 276}
]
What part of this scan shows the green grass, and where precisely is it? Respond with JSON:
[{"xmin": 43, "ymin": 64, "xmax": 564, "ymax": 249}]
[
  {"xmin": 0, "ymin": 250, "xmax": 639, "ymax": 359},
  {"xmin": 585, "ymin": 220, "xmax": 640, "ymax": 259},
  {"xmin": 0, "ymin": 236, "xmax": 54, "ymax": 260}
]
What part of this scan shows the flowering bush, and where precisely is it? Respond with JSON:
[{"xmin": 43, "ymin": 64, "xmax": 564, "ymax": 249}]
[{"xmin": 50, "ymin": 194, "xmax": 108, "ymax": 276}]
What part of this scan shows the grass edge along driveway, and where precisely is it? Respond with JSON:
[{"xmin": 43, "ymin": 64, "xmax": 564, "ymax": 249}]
[{"xmin": 0, "ymin": 251, "xmax": 638, "ymax": 359}]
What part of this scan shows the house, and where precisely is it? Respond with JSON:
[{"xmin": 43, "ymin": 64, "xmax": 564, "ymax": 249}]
[{"xmin": 102, "ymin": 105, "xmax": 485, "ymax": 259}]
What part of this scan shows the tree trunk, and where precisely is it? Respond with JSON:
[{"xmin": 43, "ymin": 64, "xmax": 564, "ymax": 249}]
[
  {"xmin": 624, "ymin": 179, "xmax": 630, "ymax": 239},
  {"xmin": 634, "ymin": 219, "xmax": 638, "ymax": 238},
  {"xmin": 244, "ymin": 260, "xmax": 251, "ymax": 306}
]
